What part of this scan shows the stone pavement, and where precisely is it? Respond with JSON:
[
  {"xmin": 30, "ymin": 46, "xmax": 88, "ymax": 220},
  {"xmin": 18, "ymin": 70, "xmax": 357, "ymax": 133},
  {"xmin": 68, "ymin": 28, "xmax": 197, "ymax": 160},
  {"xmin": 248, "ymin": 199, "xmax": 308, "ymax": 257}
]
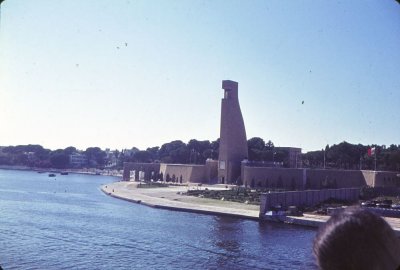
[{"xmin": 101, "ymin": 181, "xmax": 260, "ymax": 220}]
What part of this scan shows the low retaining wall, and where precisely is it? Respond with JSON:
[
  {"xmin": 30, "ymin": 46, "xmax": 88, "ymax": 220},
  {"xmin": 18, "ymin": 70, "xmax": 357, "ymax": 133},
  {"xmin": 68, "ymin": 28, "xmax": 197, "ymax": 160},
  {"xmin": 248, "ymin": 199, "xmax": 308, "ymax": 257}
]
[
  {"xmin": 363, "ymin": 207, "xmax": 400, "ymax": 218},
  {"xmin": 260, "ymin": 188, "xmax": 360, "ymax": 215}
]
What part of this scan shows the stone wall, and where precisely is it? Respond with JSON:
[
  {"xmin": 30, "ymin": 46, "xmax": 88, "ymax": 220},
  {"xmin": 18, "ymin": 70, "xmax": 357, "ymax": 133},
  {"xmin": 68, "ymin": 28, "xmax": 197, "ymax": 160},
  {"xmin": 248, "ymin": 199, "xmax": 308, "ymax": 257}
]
[
  {"xmin": 205, "ymin": 159, "xmax": 218, "ymax": 184},
  {"xmin": 160, "ymin": 163, "xmax": 208, "ymax": 183},
  {"xmin": 122, "ymin": 162, "xmax": 161, "ymax": 181},
  {"xmin": 306, "ymin": 169, "xmax": 365, "ymax": 189},
  {"xmin": 373, "ymin": 171, "xmax": 400, "ymax": 187},
  {"xmin": 123, "ymin": 161, "xmax": 399, "ymax": 188},
  {"xmin": 241, "ymin": 166, "xmax": 396, "ymax": 190},
  {"xmin": 242, "ymin": 167, "xmax": 303, "ymax": 190},
  {"xmin": 259, "ymin": 188, "xmax": 360, "ymax": 215}
]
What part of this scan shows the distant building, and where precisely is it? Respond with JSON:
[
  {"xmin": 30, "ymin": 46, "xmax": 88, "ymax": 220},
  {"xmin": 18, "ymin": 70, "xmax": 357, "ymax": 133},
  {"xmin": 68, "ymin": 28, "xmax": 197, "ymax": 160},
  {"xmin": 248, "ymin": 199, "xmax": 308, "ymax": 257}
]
[
  {"xmin": 69, "ymin": 152, "xmax": 87, "ymax": 168},
  {"xmin": 105, "ymin": 148, "xmax": 117, "ymax": 168}
]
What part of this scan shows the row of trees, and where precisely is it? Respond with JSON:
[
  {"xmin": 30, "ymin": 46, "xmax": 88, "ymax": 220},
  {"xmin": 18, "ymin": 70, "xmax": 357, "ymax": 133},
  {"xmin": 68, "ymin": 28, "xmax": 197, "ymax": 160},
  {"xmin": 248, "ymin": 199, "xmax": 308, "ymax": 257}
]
[
  {"xmin": 302, "ymin": 142, "xmax": 400, "ymax": 171},
  {"xmin": 122, "ymin": 139, "xmax": 220, "ymax": 164},
  {"xmin": 0, "ymin": 145, "xmax": 107, "ymax": 169},
  {"xmin": 1, "ymin": 140, "xmax": 399, "ymax": 171}
]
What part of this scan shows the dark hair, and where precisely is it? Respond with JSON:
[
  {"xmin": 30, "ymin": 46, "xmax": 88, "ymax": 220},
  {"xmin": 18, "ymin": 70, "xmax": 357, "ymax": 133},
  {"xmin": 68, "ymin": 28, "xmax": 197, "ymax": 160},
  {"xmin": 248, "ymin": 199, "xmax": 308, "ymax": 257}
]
[{"xmin": 313, "ymin": 206, "xmax": 400, "ymax": 270}]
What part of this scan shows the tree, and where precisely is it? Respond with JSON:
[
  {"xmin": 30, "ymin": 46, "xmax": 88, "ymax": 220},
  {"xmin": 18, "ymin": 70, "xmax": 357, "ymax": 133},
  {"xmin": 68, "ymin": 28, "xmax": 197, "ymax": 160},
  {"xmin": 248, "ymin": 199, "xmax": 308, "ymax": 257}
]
[
  {"xmin": 159, "ymin": 140, "xmax": 189, "ymax": 164},
  {"xmin": 84, "ymin": 147, "xmax": 106, "ymax": 168},
  {"xmin": 265, "ymin": 140, "xmax": 274, "ymax": 150},
  {"xmin": 247, "ymin": 137, "xmax": 265, "ymax": 161},
  {"xmin": 64, "ymin": 146, "xmax": 77, "ymax": 155},
  {"xmin": 50, "ymin": 150, "xmax": 69, "ymax": 168},
  {"xmin": 133, "ymin": 151, "xmax": 152, "ymax": 163},
  {"xmin": 146, "ymin": 147, "xmax": 160, "ymax": 161}
]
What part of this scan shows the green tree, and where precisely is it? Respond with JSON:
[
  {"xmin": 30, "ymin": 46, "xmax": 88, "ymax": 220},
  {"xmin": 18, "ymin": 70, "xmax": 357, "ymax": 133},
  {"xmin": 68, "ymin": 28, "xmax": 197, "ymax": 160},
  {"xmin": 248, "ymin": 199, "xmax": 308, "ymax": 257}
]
[{"xmin": 84, "ymin": 147, "xmax": 106, "ymax": 168}]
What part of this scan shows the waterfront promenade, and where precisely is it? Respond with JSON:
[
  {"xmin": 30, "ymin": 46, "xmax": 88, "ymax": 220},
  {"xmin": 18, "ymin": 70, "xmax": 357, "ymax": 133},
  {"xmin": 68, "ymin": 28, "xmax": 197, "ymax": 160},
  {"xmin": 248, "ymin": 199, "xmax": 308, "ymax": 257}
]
[
  {"xmin": 101, "ymin": 182, "xmax": 260, "ymax": 220},
  {"xmin": 102, "ymin": 181, "xmax": 400, "ymax": 236}
]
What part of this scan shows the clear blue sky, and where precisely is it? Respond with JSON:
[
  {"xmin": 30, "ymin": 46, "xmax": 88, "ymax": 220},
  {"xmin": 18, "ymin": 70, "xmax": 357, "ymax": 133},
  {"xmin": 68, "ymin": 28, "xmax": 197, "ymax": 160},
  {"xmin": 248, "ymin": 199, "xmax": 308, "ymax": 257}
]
[{"xmin": 0, "ymin": 0, "xmax": 399, "ymax": 152}]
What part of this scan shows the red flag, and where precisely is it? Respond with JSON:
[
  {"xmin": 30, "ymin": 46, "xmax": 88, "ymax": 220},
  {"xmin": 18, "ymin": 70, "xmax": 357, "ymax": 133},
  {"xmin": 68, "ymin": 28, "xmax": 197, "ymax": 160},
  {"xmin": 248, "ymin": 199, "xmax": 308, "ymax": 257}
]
[{"xmin": 368, "ymin": 147, "xmax": 376, "ymax": 156}]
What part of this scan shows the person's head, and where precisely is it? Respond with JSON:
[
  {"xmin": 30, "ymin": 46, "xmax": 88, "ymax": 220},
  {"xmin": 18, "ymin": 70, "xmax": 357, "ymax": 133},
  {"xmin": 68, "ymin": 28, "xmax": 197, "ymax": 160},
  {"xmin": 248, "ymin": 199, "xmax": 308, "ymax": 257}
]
[{"xmin": 313, "ymin": 206, "xmax": 400, "ymax": 270}]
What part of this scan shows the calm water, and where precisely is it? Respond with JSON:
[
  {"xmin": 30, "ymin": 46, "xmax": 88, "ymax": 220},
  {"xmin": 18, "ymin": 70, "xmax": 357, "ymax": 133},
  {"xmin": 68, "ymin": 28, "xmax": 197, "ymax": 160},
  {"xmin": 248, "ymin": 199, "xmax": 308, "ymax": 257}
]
[{"xmin": 0, "ymin": 169, "xmax": 317, "ymax": 269}]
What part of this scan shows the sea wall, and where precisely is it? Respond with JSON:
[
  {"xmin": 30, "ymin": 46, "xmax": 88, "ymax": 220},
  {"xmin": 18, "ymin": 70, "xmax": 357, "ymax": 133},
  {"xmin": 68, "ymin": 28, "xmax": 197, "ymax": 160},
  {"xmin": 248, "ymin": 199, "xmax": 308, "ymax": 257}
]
[{"xmin": 259, "ymin": 188, "xmax": 360, "ymax": 215}]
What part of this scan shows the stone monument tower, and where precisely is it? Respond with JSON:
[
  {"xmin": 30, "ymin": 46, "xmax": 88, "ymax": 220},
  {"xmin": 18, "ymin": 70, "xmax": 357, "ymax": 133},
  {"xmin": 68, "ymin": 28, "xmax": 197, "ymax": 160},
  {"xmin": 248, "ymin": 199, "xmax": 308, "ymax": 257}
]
[{"xmin": 218, "ymin": 80, "xmax": 248, "ymax": 184}]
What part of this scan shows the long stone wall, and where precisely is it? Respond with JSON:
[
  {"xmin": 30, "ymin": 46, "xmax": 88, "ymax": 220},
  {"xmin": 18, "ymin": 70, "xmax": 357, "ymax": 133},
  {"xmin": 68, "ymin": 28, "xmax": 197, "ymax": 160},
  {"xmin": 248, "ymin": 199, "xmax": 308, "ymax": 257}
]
[
  {"xmin": 242, "ymin": 166, "xmax": 399, "ymax": 190},
  {"xmin": 123, "ymin": 161, "xmax": 399, "ymax": 188},
  {"xmin": 242, "ymin": 167, "xmax": 303, "ymax": 190},
  {"xmin": 306, "ymin": 169, "xmax": 365, "ymax": 189},
  {"xmin": 259, "ymin": 188, "xmax": 360, "ymax": 215},
  {"xmin": 160, "ymin": 164, "xmax": 208, "ymax": 183}
]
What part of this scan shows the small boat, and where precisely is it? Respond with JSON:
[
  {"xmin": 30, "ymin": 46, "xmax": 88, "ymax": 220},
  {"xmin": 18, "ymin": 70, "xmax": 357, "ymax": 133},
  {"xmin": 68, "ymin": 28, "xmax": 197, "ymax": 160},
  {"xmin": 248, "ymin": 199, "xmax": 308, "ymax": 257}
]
[
  {"xmin": 37, "ymin": 171, "xmax": 46, "ymax": 174},
  {"xmin": 48, "ymin": 173, "xmax": 56, "ymax": 177},
  {"xmin": 60, "ymin": 172, "xmax": 69, "ymax": 175}
]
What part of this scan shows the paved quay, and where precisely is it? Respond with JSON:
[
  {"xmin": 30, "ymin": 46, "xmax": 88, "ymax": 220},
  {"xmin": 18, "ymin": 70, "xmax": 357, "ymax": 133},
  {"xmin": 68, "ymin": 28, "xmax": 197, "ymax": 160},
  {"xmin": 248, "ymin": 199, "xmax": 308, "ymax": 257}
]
[
  {"xmin": 102, "ymin": 181, "xmax": 400, "ymax": 235},
  {"xmin": 101, "ymin": 181, "xmax": 260, "ymax": 220}
]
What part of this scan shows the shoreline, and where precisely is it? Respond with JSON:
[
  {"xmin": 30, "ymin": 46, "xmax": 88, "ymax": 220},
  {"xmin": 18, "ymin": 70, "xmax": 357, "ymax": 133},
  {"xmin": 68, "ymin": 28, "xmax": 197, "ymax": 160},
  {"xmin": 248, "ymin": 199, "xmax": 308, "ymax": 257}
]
[
  {"xmin": 0, "ymin": 165, "xmax": 123, "ymax": 177},
  {"xmin": 102, "ymin": 181, "xmax": 400, "ymax": 236},
  {"xmin": 101, "ymin": 181, "xmax": 260, "ymax": 220}
]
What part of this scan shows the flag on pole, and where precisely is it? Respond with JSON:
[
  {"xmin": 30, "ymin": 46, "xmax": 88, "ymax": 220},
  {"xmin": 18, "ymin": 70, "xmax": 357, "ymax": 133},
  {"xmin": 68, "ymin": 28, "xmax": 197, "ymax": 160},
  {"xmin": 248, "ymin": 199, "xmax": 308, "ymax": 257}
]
[{"xmin": 368, "ymin": 147, "xmax": 376, "ymax": 157}]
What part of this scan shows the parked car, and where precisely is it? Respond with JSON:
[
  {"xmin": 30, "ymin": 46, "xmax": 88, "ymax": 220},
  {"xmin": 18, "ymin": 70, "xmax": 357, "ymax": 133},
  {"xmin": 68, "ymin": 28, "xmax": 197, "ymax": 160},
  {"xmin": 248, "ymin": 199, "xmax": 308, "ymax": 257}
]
[
  {"xmin": 361, "ymin": 201, "xmax": 375, "ymax": 207},
  {"xmin": 391, "ymin": 204, "xmax": 400, "ymax": 210},
  {"xmin": 376, "ymin": 202, "xmax": 391, "ymax": 209}
]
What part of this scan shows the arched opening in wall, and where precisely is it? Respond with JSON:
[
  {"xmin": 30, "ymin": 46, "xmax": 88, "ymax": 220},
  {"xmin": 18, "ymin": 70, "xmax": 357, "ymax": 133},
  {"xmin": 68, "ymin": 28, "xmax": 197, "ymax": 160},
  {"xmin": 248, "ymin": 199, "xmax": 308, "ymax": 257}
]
[
  {"xmin": 180, "ymin": 175, "xmax": 183, "ymax": 184},
  {"xmin": 139, "ymin": 170, "xmax": 145, "ymax": 181},
  {"xmin": 151, "ymin": 171, "xmax": 155, "ymax": 181},
  {"xmin": 251, "ymin": 178, "xmax": 255, "ymax": 188},
  {"xmin": 166, "ymin": 174, "xmax": 170, "ymax": 182},
  {"xmin": 159, "ymin": 172, "xmax": 164, "ymax": 182},
  {"xmin": 221, "ymin": 177, "xmax": 225, "ymax": 184},
  {"xmin": 172, "ymin": 174, "xmax": 176, "ymax": 183},
  {"xmin": 277, "ymin": 176, "xmax": 283, "ymax": 189}
]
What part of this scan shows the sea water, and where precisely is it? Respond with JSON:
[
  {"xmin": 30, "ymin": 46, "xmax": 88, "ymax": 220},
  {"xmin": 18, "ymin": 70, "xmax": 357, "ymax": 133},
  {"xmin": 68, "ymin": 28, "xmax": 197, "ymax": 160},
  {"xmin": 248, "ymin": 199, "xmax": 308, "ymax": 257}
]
[{"xmin": 0, "ymin": 169, "xmax": 317, "ymax": 269}]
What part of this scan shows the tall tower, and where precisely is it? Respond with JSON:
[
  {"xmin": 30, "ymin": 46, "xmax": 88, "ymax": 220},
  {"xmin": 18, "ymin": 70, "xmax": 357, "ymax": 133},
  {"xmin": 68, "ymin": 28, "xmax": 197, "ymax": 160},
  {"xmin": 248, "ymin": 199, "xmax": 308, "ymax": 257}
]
[{"xmin": 218, "ymin": 80, "xmax": 248, "ymax": 184}]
